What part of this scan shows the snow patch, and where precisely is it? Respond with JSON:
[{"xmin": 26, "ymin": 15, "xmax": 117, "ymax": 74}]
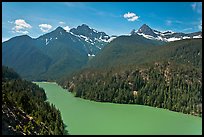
[
  {"xmin": 153, "ymin": 30, "xmax": 161, "ymax": 35},
  {"xmin": 153, "ymin": 31, "xmax": 160, "ymax": 35},
  {"xmin": 156, "ymin": 36, "xmax": 167, "ymax": 42},
  {"xmin": 137, "ymin": 33, "xmax": 155, "ymax": 39},
  {"xmin": 161, "ymin": 30, "xmax": 174, "ymax": 34},
  {"xmin": 80, "ymin": 35, "xmax": 89, "ymax": 41},
  {"xmin": 70, "ymin": 32, "xmax": 81, "ymax": 38},
  {"xmin": 98, "ymin": 35, "xmax": 110, "ymax": 42},
  {"xmin": 107, "ymin": 36, "xmax": 117, "ymax": 42},
  {"xmin": 183, "ymin": 36, "xmax": 190, "ymax": 39},
  {"xmin": 45, "ymin": 38, "xmax": 49, "ymax": 45},
  {"xmin": 96, "ymin": 46, "xmax": 101, "ymax": 49},
  {"xmin": 93, "ymin": 29, "xmax": 98, "ymax": 33},
  {"xmin": 88, "ymin": 54, "xmax": 95, "ymax": 57},
  {"xmin": 166, "ymin": 37, "xmax": 181, "ymax": 42},
  {"xmin": 193, "ymin": 35, "xmax": 202, "ymax": 39}
]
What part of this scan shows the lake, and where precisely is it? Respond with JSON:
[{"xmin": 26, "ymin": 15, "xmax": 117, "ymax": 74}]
[{"xmin": 34, "ymin": 82, "xmax": 202, "ymax": 135}]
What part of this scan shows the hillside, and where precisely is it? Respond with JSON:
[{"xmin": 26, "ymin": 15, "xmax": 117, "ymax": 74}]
[
  {"xmin": 87, "ymin": 38, "xmax": 202, "ymax": 69},
  {"xmin": 2, "ymin": 23, "xmax": 201, "ymax": 81},
  {"xmin": 86, "ymin": 34, "xmax": 164, "ymax": 68},
  {"xmin": 2, "ymin": 35, "xmax": 52, "ymax": 80},
  {"xmin": 2, "ymin": 25, "xmax": 113, "ymax": 81},
  {"xmin": 58, "ymin": 38, "xmax": 202, "ymax": 117},
  {"xmin": 2, "ymin": 66, "xmax": 67, "ymax": 135}
]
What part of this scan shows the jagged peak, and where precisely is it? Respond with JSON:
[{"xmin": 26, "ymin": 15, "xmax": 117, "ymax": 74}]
[
  {"xmin": 137, "ymin": 24, "xmax": 152, "ymax": 33},
  {"xmin": 55, "ymin": 26, "xmax": 65, "ymax": 32}
]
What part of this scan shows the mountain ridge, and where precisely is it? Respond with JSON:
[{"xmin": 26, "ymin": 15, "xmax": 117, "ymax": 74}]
[
  {"xmin": 2, "ymin": 23, "xmax": 202, "ymax": 80},
  {"xmin": 132, "ymin": 24, "xmax": 202, "ymax": 42}
]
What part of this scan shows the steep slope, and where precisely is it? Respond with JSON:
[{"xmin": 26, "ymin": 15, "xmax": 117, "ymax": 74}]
[
  {"xmin": 58, "ymin": 39, "xmax": 202, "ymax": 117},
  {"xmin": 2, "ymin": 66, "xmax": 66, "ymax": 135},
  {"xmin": 2, "ymin": 25, "xmax": 114, "ymax": 80},
  {"xmin": 2, "ymin": 27, "xmax": 88, "ymax": 80},
  {"xmin": 87, "ymin": 36, "xmax": 201, "ymax": 69},
  {"xmin": 70, "ymin": 24, "xmax": 116, "ymax": 56},
  {"xmin": 2, "ymin": 35, "xmax": 52, "ymax": 80},
  {"xmin": 133, "ymin": 24, "xmax": 202, "ymax": 42},
  {"xmin": 35, "ymin": 27, "xmax": 89, "ymax": 80},
  {"xmin": 87, "ymin": 34, "xmax": 165, "ymax": 68},
  {"xmin": 59, "ymin": 60, "xmax": 202, "ymax": 117}
]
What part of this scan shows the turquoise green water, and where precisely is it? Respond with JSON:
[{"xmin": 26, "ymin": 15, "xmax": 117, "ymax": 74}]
[{"xmin": 35, "ymin": 82, "xmax": 202, "ymax": 135}]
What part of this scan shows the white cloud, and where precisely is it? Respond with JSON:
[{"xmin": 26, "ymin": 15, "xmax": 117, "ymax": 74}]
[
  {"xmin": 63, "ymin": 26, "xmax": 71, "ymax": 32},
  {"xmin": 15, "ymin": 19, "xmax": 32, "ymax": 28},
  {"xmin": 59, "ymin": 21, "xmax": 65, "ymax": 25},
  {"xmin": 123, "ymin": 12, "xmax": 139, "ymax": 22},
  {"xmin": 124, "ymin": 12, "xmax": 136, "ymax": 18},
  {"xmin": 39, "ymin": 24, "xmax": 52, "ymax": 32},
  {"xmin": 127, "ymin": 16, "xmax": 139, "ymax": 22},
  {"xmin": 12, "ymin": 19, "xmax": 32, "ymax": 34},
  {"xmin": 191, "ymin": 2, "xmax": 202, "ymax": 13}
]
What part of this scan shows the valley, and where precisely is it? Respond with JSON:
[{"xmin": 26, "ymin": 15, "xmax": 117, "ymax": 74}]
[
  {"xmin": 2, "ymin": 24, "xmax": 202, "ymax": 135},
  {"xmin": 2, "ymin": 2, "xmax": 202, "ymax": 135}
]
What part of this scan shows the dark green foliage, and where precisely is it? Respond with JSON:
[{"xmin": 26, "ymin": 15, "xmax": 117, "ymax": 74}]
[
  {"xmin": 2, "ymin": 35, "xmax": 52, "ymax": 80},
  {"xmin": 87, "ymin": 38, "xmax": 202, "ymax": 69},
  {"xmin": 2, "ymin": 66, "xmax": 20, "ymax": 81},
  {"xmin": 59, "ymin": 61, "xmax": 202, "ymax": 117},
  {"xmin": 87, "ymin": 34, "xmax": 164, "ymax": 68},
  {"xmin": 2, "ymin": 31, "xmax": 88, "ymax": 81},
  {"xmin": 2, "ymin": 66, "xmax": 66, "ymax": 135},
  {"xmin": 58, "ymin": 39, "xmax": 202, "ymax": 117}
]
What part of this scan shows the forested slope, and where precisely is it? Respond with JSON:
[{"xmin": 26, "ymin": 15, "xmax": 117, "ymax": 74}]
[
  {"xmin": 2, "ymin": 66, "xmax": 68, "ymax": 135},
  {"xmin": 58, "ymin": 39, "xmax": 202, "ymax": 117}
]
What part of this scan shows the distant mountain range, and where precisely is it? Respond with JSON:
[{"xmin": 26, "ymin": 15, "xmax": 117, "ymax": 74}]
[
  {"xmin": 2, "ymin": 23, "xmax": 202, "ymax": 80},
  {"xmin": 131, "ymin": 24, "xmax": 202, "ymax": 42},
  {"xmin": 56, "ymin": 25, "xmax": 202, "ymax": 118},
  {"xmin": 2, "ymin": 24, "xmax": 116, "ymax": 80},
  {"xmin": 87, "ymin": 36, "xmax": 202, "ymax": 69},
  {"xmin": 36, "ymin": 24, "xmax": 116, "ymax": 56}
]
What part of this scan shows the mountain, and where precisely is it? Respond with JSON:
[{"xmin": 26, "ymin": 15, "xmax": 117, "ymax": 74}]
[
  {"xmin": 2, "ymin": 35, "xmax": 52, "ymax": 80},
  {"xmin": 2, "ymin": 25, "xmax": 114, "ymax": 80},
  {"xmin": 2, "ymin": 27, "xmax": 88, "ymax": 80},
  {"xmin": 87, "ymin": 34, "xmax": 202, "ymax": 69},
  {"xmin": 137, "ymin": 24, "xmax": 158, "ymax": 37},
  {"xmin": 58, "ymin": 38, "xmax": 202, "ymax": 117},
  {"xmin": 70, "ymin": 24, "xmax": 116, "ymax": 56},
  {"xmin": 132, "ymin": 24, "xmax": 202, "ymax": 42},
  {"xmin": 2, "ymin": 23, "xmax": 201, "ymax": 81},
  {"xmin": 86, "ymin": 33, "xmax": 165, "ymax": 68},
  {"xmin": 35, "ymin": 26, "xmax": 89, "ymax": 80}
]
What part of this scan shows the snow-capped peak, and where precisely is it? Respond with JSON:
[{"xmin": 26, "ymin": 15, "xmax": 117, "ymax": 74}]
[
  {"xmin": 70, "ymin": 24, "xmax": 115, "ymax": 44},
  {"xmin": 132, "ymin": 24, "xmax": 202, "ymax": 42}
]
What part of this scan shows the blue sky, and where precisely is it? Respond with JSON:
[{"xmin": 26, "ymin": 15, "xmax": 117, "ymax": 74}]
[{"xmin": 2, "ymin": 2, "xmax": 202, "ymax": 42}]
